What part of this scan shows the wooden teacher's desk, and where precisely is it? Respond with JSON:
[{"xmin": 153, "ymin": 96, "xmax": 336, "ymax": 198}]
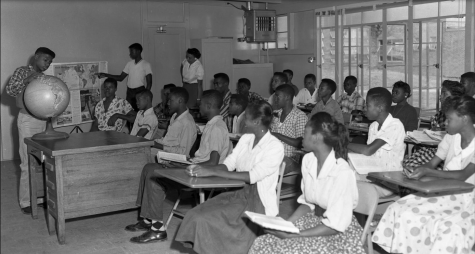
[{"xmin": 25, "ymin": 131, "xmax": 154, "ymax": 244}]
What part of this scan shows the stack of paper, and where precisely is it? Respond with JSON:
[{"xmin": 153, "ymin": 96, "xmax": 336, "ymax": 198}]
[
  {"xmin": 244, "ymin": 211, "xmax": 300, "ymax": 234},
  {"xmin": 406, "ymin": 130, "xmax": 437, "ymax": 143},
  {"xmin": 157, "ymin": 151, "xmax": 192, "ymax": 165},
  {"xmin": 423, "ymin": 130, "xmax": 446, "ymax": 141},
  {"xmin": 348, "ymin": 153, "xmax": 387, "ymax": 174}
]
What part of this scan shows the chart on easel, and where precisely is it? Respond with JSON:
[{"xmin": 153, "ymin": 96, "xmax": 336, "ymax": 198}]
[{"xmin": 44, "ymin": 61, "xmax": 107, "ymax": 128}]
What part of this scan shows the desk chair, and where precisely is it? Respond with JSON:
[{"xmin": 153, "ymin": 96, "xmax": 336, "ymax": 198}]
[
  {"xmin": 275, "ymin": 162, "xmax": 286, "ymax": 207},
  {"xmin": 279, "ymin": 170, "xmax": 301, "ymax": 202},
  {"xmin": 354, "ymin": 182, "xmax": 379, "ymax": 254}
]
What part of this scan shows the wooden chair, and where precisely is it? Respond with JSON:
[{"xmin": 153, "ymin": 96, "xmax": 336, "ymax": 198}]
[
  {"xmin": 275, "ymin": 162, "xmax": 286, "ymax": 207},
  {"xmin": 354, "ymin": 182, "xmax": 379, "ymax": 254}
]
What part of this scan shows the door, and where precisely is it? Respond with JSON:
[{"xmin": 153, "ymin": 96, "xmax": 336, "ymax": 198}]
[{"xmin": 145, "ymin": 27, "xmax": 186, "ymax": 105}]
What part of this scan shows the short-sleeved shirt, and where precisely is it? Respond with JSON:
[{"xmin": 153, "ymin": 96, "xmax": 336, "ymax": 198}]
[
  {"xmin": 294, "ymin": 88, "xmax": 319, "ymax": 105},
  {"xmin": 367, "ymin": 113, "xmax": 406, "ymax": 171},
  {"xmin": 220, "ymin": 90, "xmax": 233, "ymax": 131},
  {"xmin": 6, "ymin": 65, "xmax": 35, "ymax": 98},
  {"xmin": 297, "ymin": 150, "xmax": 358, "ymax": 232},
  {"xmin": 308, "ymin": 97, "xmax": 345, "ymax": 124},
  {"xmin": 123, "ymin": 59, "xmax": 152, "ymax": 89},
  {"xmin": 247, "ymin": 91, "xmax": 265, "ymax": 104},
  {"xmin": 94, "ymin": 96, "xmax": 133, "ymax": 131},
  {"xmin": 390, "ymin": 104, "xmax": 419, "ymax": 132},
  {"xmin": 191, "ymin": 115, "xmax": 231, "ymax": 164},
  {"xmin": 130, "ymin": 107, "xmax": 158, "ymax": 140},
  {"xmin": 223, "ymin": 132, "xmax": 284, "ymax": 216},
  {"xmin": 232, "ymin": 111, "xmax": 246, "ymax": 134},
  {"xmin": 337, "ymin": 91, "xmax": 365, "ymax": 113},
  {"xmin": 435, "ymin": 133, "xmax": 475, "ymax": 185},
  {"xmin": 155, "ymin": 110, "xmax": 197, "ymax": 155},
  {"xmin": 182, "ymin": 59, "xmax": 204, "ymax": 84},
  {"xmin": 271, "ymin": 107, "xmax": 307, "ymax": 160}
]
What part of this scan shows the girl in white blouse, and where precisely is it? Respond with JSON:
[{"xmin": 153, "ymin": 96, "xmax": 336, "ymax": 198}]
[
  {"xmin": 249, "ymin": 111, "xmax": 365, "ymax": 254},
  {"xmin": 181, "ymin": 48, "xmax": 204, "ymax": 109},
  {"xmin": 373, "ymin": 95, "xmax": 475, "ymax": 254},
  {"xmin": 174, "ymin": 100, "xmax": 285, "ymax": 254}
]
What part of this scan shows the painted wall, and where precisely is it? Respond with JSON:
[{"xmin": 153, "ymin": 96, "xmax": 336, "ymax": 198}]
[{"xmin": 1, "ymin": 0, "xmax": 142, "ymax": 161}]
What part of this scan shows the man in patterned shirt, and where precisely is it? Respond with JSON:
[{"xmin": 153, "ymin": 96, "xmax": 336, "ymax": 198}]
[
  {"xmin": 91, "ymin": 78, "xmax": 134, "ymax": 132},
  {"xmin": 236, "ymin": 78, "xmax": 264, "ymax": 104},
  {"xmin": 271, "ymin": 84, "xmax": 308, "ymax": 174},
  {"xmin": 214, "ymin": 73, "xmax": 232, "ymax": 131},
  {"xmin": 6, "ymin": 47, "xmax": 55, "ymax": 214},
  {"xmin": 337, "ymin": 75, "xmax": 365, "ymax": 115}
]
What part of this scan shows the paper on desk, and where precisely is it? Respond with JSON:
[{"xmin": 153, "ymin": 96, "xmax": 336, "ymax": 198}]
[
  {"xmin": 423, "ymin": 130, "xmax": 446, "ymax": 141},
  {"xmin": 157, "ymin": 151, "xmax": 192, "ymax": 165},
  {"xmin": 348, "ymin": 153, "xmax": 387, "ymax": 175},
  {"xmin": 244, "ymin": 211, "xmax": 300, "ymax": 234},
  {"xmin": 406, "ymin": 130, "xmax": 435, "ymax": 143}
]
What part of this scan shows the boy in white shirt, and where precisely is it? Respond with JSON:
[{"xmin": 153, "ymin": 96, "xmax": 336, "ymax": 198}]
[
  {"xmin": 348, "ymin": 87, "xmax": 405, "ymax": 196},
  {"xmin": 294, "ymin": 74, "xmax": 319, "ymax": 105}
]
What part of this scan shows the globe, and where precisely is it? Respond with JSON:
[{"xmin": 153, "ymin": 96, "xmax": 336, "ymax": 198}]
[
  {"xmin": 24, "ymin": 75, "xmax": 70, "ymax": 119},
  {"xmin": 24, "ymin": 75, "xmax": 71, "ymax": 140}
]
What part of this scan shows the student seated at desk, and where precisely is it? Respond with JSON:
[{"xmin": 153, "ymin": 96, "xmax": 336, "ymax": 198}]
[
  {"xmin": 390, "ymin": 81, "xmax": 419, "ymax": 132},
  {"xmin": 229, "ymin": 94, "xmax": 248, "ymax": 134},
  {"xmin": 271, "ymin": 85, "xmax": 308, "ymax": 174},
  {"xmin": 174, "ymin": 100, "xmax": 284, "ymax": 254},
  {"xmin": 91, "ymin": 78, "xmax": 134, "ymax": 132},
  {"xmin": 125, "ymin": 90, "xmax": 231, "ymax": 244},
  {"xmin": 153, "ymin": 83, "xmax": 175, "ymax": 119},
  {"xmin": 151, "ymin": 87, "xmax": 197, "ymax": 159},
  {"xmin": 294, "ymin": 74, "xmax": 319, "ymax": 105},
  {"xmin": 267, "ymin": 72, "xmax": 288, "ymax": 106},
  {"xmin": 214, "ymin": 73, "xmax": 233, "ymax": 131},
  {"xmin": 348, "ymin": 87, "xmax": 405, "ymax": 196},
  {"xmin": 283, "ymin": 69, "xmax": 299, "ymax": 96},
  {"xmin": 307, "ymin": 79, "xmax": 344, "ymax": 124},
  {"xmin": 237, "ymin": 78, "xmax": 265, "ymax": 104},
  {"xmin": 249, "ymin": 112, "xmax": 365, "ymax": 254},
  {"xmin": 337, "ymin": 75, "xmax": 365, "ymax": 115},
  {"xmin": 109, "ymin": 90, "xmax": 157, "ymax": 140},
  {"xmin": 403, "ymin": 80, "xmax": 465, "ymax": 170},
  {"xmin": 373, "ymin": 95, "xmax": 475, "ymax": 254},
  {"xmin": 461, "ymin": 71, "xmax": 475, "ymax": 98}
]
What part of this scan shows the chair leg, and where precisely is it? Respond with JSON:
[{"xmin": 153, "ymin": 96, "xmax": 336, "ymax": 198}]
[
  {"xmin": 207, "ymin": 189, "xmax": 215, "ymax": 200},
  {"xmin": 164, "ymin": 192, "xmax": 182, "ymax": 231},
  {"xmin": 367, "ymin": 233, "xmax": 374, "ymax": 254}
]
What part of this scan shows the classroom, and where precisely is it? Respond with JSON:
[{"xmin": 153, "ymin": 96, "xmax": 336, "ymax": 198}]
[{"xmin": 1, "ymin": 0, "xmax": 475, "ymax": 253}]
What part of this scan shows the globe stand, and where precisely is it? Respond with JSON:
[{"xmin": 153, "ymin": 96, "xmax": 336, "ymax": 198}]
[{"xmin": 32, "ymin": 118, "xmax": 69, "ymax": 140}]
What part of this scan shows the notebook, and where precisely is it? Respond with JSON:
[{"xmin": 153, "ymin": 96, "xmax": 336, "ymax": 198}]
[
  {"xmin": 348, "ymin": 153, "xmax": 387, "ymax": 175},
  {"xmin": 157, "ymin": 151, "xmax": 192, "ymax": 165},
  {"xmin": 244, "ymin": 211, "xmax": 300, "ymax": 234}
]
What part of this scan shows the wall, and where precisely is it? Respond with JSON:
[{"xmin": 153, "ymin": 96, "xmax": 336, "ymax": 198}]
[{"xmin": 1, "ymin": 0, "xmax": 142, "ymax": 161}]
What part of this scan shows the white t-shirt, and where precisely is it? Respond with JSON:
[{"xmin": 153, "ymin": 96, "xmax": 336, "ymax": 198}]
[
  {"xmin": 294, "ymin": 88, "xmax": 319, "ymax": 105},
  {"xmin": 123, "ymin": 59, "xmax": 153, "ymax": 89}
]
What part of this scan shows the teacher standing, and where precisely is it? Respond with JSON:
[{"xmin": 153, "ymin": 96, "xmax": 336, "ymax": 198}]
[{"xmin": 181, "ymin": 48, "xmax": 204, "ymax": 109}]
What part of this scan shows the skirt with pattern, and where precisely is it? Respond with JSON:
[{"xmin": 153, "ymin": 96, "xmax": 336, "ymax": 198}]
[
  {"xmin": 248, "ymin": 212, "xmax": 366, "ymax": 254},
  {"xmin": 403, "ymin": 147, "xmax": 444, "ymax": 170}
]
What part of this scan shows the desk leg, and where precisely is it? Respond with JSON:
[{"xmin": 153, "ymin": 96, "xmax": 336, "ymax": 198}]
[
  {"xmin": 54, "ymin": 157, "xmax": 66, "ymax": 245},
  {"xmin": 408, "ymin": 144, "xmax": 414, "ymax": 157},
  {"xmin": 28, "ymin": 146, "xmax": 38, "ymax": 219},
  {"xmin": 199, "ymin": 189, "xmax": 205, "ymax": 204}
]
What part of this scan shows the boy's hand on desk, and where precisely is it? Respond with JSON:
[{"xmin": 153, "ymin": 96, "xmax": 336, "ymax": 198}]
[
  {"xmin": 186, "ymin": 165, "xmax": 214, "ymax": 177},
  {"xmin": 407, "ymin": 167, "xmax": 429, "ymax": 180}
]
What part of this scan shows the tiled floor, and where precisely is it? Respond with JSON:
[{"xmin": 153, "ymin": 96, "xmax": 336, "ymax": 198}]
[{"xmin": 0, "ymin": 160, "xmax": 300, "ymax": 254}]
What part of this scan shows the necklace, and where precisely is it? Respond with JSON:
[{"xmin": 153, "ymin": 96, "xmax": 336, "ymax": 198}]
[{"xmin": 392, "ymin": 104, "xmax": 406, "ymax": 117}]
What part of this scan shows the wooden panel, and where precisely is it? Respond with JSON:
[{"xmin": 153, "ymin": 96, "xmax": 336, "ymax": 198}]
[
  {"xmin": 232, "ymin": 63, "xmax": 274, "ymax": 97},
  {"xmin": 146, "ymin": 1, "xmax": 184, "ymax": 23},
  {"xmin": 61, "ymin": 147, "xmax": 148, "ymax": 213}
]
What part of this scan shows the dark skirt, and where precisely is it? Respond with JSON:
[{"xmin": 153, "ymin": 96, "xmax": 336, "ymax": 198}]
[
  {"xmin": 183, "ymin": 82, "xmax": 198, "ymax": 109},
  {"xmin": 248, "ymin": 213, "xmax": 366, "ymax": 254},
  {"xmin": 175, "ymin": 184, "xmax": 265, "ymax": 254}
]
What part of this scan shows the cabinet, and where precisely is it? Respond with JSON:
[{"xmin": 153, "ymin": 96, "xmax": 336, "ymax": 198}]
[{"xmin": 191, "ymin": 38, "xmax": 233, "ymax": 90}]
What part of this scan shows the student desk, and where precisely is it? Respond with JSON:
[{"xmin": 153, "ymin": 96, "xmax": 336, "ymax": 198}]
[
  {"xmin": 25, "ymin": 131, "xmax": 154, "ymax": 244},
  {"xmin": 367, "ymin": 171, "xmax": 474, "ymax": 194},
  {"xmin": 156, "ymin": 169, "xmax": 246, "ymax": 203}
]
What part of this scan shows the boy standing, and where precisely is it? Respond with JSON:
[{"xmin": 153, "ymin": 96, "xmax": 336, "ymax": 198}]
[
  {"xmin": 337, "ymin": 75, "xmax": 365, "ymax": 114},
  {"xmin": 236, "ymin": 78, "xmax": 264, "ymax": 104},
  {"xmin": 125, "ymin": 90, "xmax": 230, "ymax": 244},
  {"xmin": 294, "ymin": 74, "xmax": 319, "ymax": 105},
  {"xmin": 229, "ymin": 94, "xmax": 248, "ymax": 134},
  {"xmin": 6, "ymin": 47, "xmax": 55, "ymax": 214},
  {"xmin": 348, "ymin": 87, "xmax": 406, "ymax": 196},
  {"xmin": 98, "ymin": 43, "xmax": 152, "ymax": 111},
  {"xmin": 307, "ymin": 79, "xmax": 344, "ymax": 124},
  {"xmin": 271, "ymin": 85, "xmax": 308, "ymax": 173}
]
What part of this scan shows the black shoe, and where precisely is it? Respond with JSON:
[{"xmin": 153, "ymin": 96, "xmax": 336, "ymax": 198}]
[
  {"xmin": 130, "ymin": 230, "xmax": 167, "ymax": 244},
  {"xmin": 125, "ymin": 220, "xmax": 152, "ymax": 232},
  {"xmin": 21, "ymin": 206, "xmax": 32, "ymax": 215}
]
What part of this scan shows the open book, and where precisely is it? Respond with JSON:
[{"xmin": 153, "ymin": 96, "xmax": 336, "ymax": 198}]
[
  {"xmin": 348, "ymin": 153, "xmax": 387, "ymax": 175},
  {"xmin": 423, "ymin": 130, "xmax": 446, "ymax": 141},
  {"xmin": 157, "ymin": 151, "xmax": 192, "ymax": 165},
  {"xmin": 244, "ymin": 211, "xmax": 300, "ymax": 234},
  {"xmin": 406, "ymin": 130, "xmax": 437, "ymax": 143}
]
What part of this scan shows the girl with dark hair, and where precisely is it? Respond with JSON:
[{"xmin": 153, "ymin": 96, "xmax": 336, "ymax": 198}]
[
  {"xmin": 249, "ymin": 112, "xmax": 365, "ymax": 254},
  {"xmin": 181, "ymin": 48, "xmax": 204, "ymax": 108},
  {"xmin": 403, "ymin": 80, "xmax": 466, "ymax": 170},
  {"xmin": 373, "ymin": 95, "xmax": 475, "ymax": 254},
  {"xmin": 175, "ymin": 101, "xmax": 285, "ymax": 254},
  {"xmin": 390, "ymin": 81, "xmax": 419, "ymax": 132}
]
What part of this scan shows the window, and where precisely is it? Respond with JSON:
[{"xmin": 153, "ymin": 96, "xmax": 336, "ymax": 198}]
[{"xmin": 268, "ymin": 15, "xmax": 288, "ymax": 49}]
